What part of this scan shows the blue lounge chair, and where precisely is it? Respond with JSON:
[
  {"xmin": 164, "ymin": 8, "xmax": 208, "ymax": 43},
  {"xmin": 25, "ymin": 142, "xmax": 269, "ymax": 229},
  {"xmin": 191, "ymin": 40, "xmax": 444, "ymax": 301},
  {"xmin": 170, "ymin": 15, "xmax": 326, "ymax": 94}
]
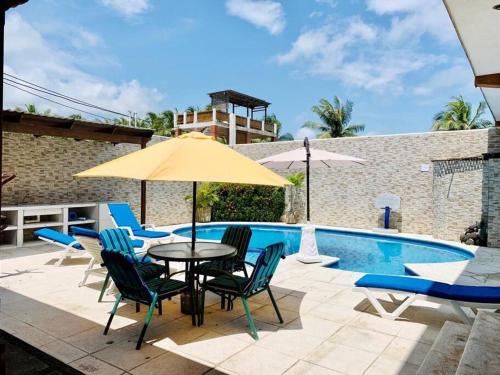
[
  {"xmin": 354, "ymin": 274, "xmax": 500, "ymax": 324},
  {"xmin": 107, "ymin": 203, "xmax": 170, "ymax": 242},
  {"xmin": 35, "ymin": 228, "xmax": 83, "ymax": 266}
]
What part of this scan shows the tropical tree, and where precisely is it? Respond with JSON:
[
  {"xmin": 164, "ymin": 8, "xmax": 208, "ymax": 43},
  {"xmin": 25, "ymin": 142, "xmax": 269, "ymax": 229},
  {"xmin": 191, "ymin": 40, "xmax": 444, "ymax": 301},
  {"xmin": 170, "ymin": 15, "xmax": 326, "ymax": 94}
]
[
  {"xmin": 432, "ymin": 96, "xmax": 493, "ymax": 131},
  {"xmin": 302, "ymin": 96, "xmax": 365, "ymax": 138},
  {"xmin": 68, "ymin": 113, "xmax": 83, "ymax": 120},
  {"xmin": 265, "ymin": 113, "xmax": 294, "ymax": 141},
  {"xmin": 143, "ymin": 110, "xmax": 175, "ymax": 136},
  {"xmin": 185, "ymin": 105, "xmax": 201, "ymax": 113}
]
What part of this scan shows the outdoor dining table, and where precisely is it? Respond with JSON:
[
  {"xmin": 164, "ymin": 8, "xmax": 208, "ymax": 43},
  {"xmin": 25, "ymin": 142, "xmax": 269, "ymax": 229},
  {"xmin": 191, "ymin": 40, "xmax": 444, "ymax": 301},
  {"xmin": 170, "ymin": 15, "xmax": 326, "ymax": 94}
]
[{"xmin": 147, "ymin": 241, "xmax": 237, "ymax": 326}]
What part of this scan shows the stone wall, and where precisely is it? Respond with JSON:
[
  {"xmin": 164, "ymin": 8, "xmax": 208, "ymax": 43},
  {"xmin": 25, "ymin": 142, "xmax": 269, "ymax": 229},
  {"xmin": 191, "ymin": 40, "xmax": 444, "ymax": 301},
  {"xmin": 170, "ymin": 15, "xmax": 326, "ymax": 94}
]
[{"xmin": 3, "ymin": 128, "xmax": 500, "ymax": 246}]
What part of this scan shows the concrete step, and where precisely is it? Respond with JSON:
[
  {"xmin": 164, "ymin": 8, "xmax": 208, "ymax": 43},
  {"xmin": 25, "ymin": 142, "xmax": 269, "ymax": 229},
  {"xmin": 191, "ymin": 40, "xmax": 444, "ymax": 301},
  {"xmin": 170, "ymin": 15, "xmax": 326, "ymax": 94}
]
[
  {"xmin": 456, "ymin": 311, "xmax": 500, "ymax": 375},
  {"xmin": 417, "ymin": 321, "xmax": 470, "ymax": 375}
]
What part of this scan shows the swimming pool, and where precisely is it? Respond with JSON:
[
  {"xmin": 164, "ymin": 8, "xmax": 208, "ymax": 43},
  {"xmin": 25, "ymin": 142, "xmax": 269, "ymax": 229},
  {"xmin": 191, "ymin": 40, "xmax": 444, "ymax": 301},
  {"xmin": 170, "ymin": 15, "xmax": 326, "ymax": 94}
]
[{"xmin": 173, "ymin": 224, "xmax": 474, "ymax": 275}]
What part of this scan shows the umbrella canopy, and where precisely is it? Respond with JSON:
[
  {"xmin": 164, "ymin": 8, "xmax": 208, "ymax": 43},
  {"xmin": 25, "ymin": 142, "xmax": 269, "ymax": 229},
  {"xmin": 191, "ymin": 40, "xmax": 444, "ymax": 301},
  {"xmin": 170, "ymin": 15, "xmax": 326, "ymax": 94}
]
[
  {"xmin": 258, "ymin": 147, "xmax": 366, "ymax": 169},
  {"xmin": 76, "ymin": 132, "xmax": 290, "ymax": 249},
  {"xmin": 76, "ymin": 132, "xmax": 289, "ymax": 186},
  {"xmin": 257, "ymin": 138, "xmax": 366, "ymax": 222}
]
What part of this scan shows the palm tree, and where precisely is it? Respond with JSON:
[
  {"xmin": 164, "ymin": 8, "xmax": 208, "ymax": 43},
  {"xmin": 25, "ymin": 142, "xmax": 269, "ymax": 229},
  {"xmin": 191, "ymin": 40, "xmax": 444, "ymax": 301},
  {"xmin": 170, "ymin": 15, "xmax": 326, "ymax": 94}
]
[
  {"xmin": 69, "ymin": 113, "xmax": 83, "ymax": 120},
  {"xmin": 185, "ymin": 105, "xmax": 201, "ymax": 113},
  {"xmin": 432, "ymin": 96, "xmax": 493, "ymax": 131},
  {"xmin": 143, "ymin": 110, "xmax": 174, "ymax": 136},
  {"xmin": 302, "ymin": 96, "xmax": 365, "ymax": 138},
  {"xmin": 264, "ymin": 113, "xmax": 294, "ymax": 141}
]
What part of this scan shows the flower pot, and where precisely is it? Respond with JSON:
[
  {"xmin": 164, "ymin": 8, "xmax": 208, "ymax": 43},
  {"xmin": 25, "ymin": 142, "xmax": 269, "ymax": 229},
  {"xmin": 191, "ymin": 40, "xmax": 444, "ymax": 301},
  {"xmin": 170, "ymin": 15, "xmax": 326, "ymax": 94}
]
[{"xmin": 196, "ymin": 206, "xmax": 212, "ymax": 222}]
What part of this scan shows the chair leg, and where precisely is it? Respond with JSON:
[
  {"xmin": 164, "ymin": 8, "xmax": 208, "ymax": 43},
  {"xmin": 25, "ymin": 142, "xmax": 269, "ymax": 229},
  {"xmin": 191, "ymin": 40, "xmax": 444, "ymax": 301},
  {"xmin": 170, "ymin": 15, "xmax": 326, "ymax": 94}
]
[
  {"xmin": 241, "ymin": 297, "xmax": 258, "ymax": 340},
  {"xmin": 55, "ymin": 250, "xmax": 69, "ymax": 266},
  {"xmin": 98, "ymin": 274, "xmax": 110, "ymax": 303},
  {"xmin": 136, "ymin": 295, "xmax": 158, "ymax": 350},
  {"xmin": 221, "ymin": 294, "xmax": 225, "ymax": 310},
  {"xmin": 104, "ymin": 293, "xmax": 121, "ymax": 335},
  {"xmin": 136, "ymin": 303, "xmax": 140, "ymax": 313},
  {"xmin": 267, "ymin": 286, "xmax": 284, "ymax": 324},
  {"xmin": 158, "ymin": 301, "xmax": 162, "ymax": 316},
  {"xmin": 79, "ymin": 259, "xmax": 95, "ymax": 287}
]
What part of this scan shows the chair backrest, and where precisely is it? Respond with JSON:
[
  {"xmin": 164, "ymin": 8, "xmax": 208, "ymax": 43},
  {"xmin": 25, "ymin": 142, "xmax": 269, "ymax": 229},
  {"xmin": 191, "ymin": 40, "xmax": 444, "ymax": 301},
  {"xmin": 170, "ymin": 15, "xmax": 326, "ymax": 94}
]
[
  {"xmin": 101, "ymin": 250, "xmax": 153, "ymax": 303},
  {"xmin": 99, "ymin": 228, "xmax": 141, "ymax": 264},
  {"xmin": 108, "ymin": 203, "xmax": 141, "ymax": 231},
  {"xmin": 74, "ymin": 235, "xmax": 104, "ymax": 264},
  {"xmin": 246, "ymin": 242, "xmax": 284, "ymax": 293},
  {"xmin": 221, "ymin": 225, "xmax": 252, "ymax": 260}
]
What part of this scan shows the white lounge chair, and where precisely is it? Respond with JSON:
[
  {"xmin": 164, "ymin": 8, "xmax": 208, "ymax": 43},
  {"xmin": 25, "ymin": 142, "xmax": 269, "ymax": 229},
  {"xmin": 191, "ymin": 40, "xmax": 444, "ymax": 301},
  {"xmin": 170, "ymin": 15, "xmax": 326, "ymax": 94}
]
[
  {"xmin": 354, "ymin": 274, "xmax": 500, "ymax": 324},
  {"xmin": 35, "ymin": 228, "xmax": 85, "ymax": 266}
]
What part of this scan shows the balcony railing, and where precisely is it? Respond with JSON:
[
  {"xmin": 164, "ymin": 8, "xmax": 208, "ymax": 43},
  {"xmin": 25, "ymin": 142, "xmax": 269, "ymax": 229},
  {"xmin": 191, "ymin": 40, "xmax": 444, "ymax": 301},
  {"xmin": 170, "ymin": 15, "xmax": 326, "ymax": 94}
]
[{"xmin": 176, "ymin": 110, "xmax": 275, "ymax": 134}]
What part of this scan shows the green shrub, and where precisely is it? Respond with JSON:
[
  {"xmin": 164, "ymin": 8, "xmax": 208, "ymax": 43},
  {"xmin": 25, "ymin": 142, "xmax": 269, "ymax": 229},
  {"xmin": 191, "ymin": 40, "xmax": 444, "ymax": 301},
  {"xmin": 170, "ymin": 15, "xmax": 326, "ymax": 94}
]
[{"xmin": 212, "ymin": 184, "xmax": 285, "ymax": 222}]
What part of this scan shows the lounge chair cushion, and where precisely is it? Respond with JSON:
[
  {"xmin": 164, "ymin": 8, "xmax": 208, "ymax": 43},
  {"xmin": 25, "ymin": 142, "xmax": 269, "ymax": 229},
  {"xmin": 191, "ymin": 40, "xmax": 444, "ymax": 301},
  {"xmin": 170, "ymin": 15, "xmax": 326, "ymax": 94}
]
[
  {"xmin": 35, "ymin": 228, "xmax": 82, "ymax": 249},
  {"xmin": 108, "ymin": 203, "xmax": 142, "ymax": 231},
  {"xmin": 132, "ymin": 229, "xmax": 170, "ymax": 239},
  {"xmin": 70, "ymin": 226, "xmax": 99, "ymax": 238},
  {"xmin": 204, "ymin": 274, "xmax": 249, "ymax": 293},
  {"xmin": 355, "ymin": 274, "xmax": 500, "ymax": 304}
]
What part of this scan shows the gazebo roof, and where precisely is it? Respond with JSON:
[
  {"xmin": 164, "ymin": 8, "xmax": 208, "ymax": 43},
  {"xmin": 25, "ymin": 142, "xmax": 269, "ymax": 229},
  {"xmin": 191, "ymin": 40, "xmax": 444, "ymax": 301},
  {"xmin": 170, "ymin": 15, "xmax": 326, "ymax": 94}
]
[
  {"xmin": 2, "ymin": 110, "xmax": 154, "ymax": 145},
  {"xmin": 444, "ymin": 0, "xmax": 500, "ymax": 126},
  {"xmin": 208, "ymin": 90, "xmax": 270, "ymax": 109}
]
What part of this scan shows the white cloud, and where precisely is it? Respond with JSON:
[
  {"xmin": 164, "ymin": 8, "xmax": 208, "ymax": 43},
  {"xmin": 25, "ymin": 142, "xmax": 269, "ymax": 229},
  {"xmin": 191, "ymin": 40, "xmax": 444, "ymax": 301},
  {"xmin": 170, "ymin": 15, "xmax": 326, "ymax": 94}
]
[
  {"xmin": 294, "ymin": 127, "xmax": 316, "ymax": 140},
  {"xmin": 5, "ymin": 13, "xmax": 164, "ymax": 119},
  {"xmin": 101, "ymin": 0, "xmax": 150, "ymax": 18},
  {"xmin": 225, "ymin": 0, "xmax": 286, "ymax": 35},
  {"xmin": 276, "ymin": 0, "xmax": 455, "ymax": 93},
  {"xmin": 69, "ymin": 27, "xmax": 103, "ymax": 49},
  {"xmin": 413, "ymin": 62, "xmax": 475, "ymax": 96}
]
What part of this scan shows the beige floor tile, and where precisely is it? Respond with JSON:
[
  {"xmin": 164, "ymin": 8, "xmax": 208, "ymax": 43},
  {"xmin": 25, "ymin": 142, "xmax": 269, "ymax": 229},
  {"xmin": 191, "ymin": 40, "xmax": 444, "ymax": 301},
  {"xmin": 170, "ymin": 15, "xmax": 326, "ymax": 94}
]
[
  {"xmin": 396, "ymin": 321, "xmax": 441, "ymax": 345},
  {"xmin": 219, "ymin": 345, "xmax": 297, "ymax": 375},
  {"xmin": 380, "ymin": 337, "xmax": 431, "ymax": 366},
  {"xmin": 176, "ymin": 332, "xmax": 250, "ymax": 365},
  {"xmin": 211, "ymin": 315, "xmax": 278, "ymax": 343},
  {"xmin": 0, "ymin": 316, "xmax": 57, "ymax": 347},
  {"xmin": 147, "ymin": 321, "xmax": 210, "ymax": 350},
  {"xmin": 364, "ymin": 356, "xmax": 419, "ymax": 375},
  {"xmin": 284, "ymin": 315, "xmax": 342, "ymax": 340},
  {"xmin": 306, "ymin": 342, "xmax": 378, "ymax": 375},
  {"xmin": 40, "ymin": 340, "xmax": 87, "ymax": 364},
  {"xmin": 256, "ymin": 329, "xmax": 325, "ymax": 359},
  {"xmin": 348, "ymin": 313, "xmax": 405, "ymax": 336},
  {"xmin": 284, "ymin": 360, "xmax": 343, "ymax": 375},
  {"xmin": 130, "ymin": 351, "xmax": 212, "ymax": 375},
  {"xmin": 30, "ymin": 313, "xmax": 98, "ymax": 339},
  {"xmin": 276, "ymin": 294, "xmax": 321, "ymax": 313},
  {"xmin": 252, "ymin": 305, "xmax": 298, "ymax": 325},
  {"xmin": 65, "ymin": 325, "xmax": 134, "ymax": 354},
  {"xmin": 328, "ymin": 326, "xmax": 394, "ymax": 354},
  {"xmin": 307, "ymin": 303, "xmax": 360, "ymax": 325},
  {"xmin": 93, "ymin": 339, "xmax": 164, "ymax": 371},
  {"xmin": 70, "ymin": 355, "xmax": 124, "ymax": 375}
]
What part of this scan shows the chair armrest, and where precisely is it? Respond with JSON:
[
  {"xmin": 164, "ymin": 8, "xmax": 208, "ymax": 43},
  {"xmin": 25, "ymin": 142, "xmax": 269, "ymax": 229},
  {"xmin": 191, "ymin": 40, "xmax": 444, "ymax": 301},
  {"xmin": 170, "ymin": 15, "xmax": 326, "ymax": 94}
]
[
  {"xmin": 165, "ymin": 270, "xmax": 187, "ymax": 280},
  {"xmin": 242, "ymin": 260, "xmax": 256, "ymax": 268},
  {"xmin": 141, "ymin": 223, "xmax": 156, "ymax": 229}
]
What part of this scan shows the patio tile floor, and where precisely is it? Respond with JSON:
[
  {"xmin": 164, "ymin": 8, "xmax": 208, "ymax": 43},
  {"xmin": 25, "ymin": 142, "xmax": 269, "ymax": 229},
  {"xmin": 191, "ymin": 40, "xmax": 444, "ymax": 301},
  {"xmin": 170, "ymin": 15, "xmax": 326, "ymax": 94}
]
[{"xmin": 0, "ymin": 236, "xmax": 498, "ymax": 374}]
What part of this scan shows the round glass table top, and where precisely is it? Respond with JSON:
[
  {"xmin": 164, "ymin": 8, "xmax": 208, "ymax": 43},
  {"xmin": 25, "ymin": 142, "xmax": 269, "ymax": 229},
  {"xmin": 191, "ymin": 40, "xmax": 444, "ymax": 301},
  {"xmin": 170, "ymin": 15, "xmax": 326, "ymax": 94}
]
[{"xmin": 147, "ymin": 241, "xmax": 237, "ymax": 262}]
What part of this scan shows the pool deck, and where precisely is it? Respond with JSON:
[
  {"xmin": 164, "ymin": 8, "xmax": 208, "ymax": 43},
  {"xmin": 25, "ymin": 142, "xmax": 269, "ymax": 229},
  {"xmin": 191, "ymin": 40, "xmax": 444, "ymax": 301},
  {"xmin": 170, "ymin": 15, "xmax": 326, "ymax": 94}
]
[{"xmin": 1, "ymin": 224, "xmax": 499, "ymax": 375}]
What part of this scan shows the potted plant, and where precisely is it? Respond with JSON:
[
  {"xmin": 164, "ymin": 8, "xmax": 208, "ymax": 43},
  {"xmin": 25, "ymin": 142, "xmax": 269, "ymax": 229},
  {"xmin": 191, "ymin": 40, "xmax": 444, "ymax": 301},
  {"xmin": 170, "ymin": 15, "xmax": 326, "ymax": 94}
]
[
  {"xmin": 284, "ymin": 172, "xmax": 304, "ymax": 224},
  {"xmin": 185, "ymin": 182, "xmax": 219, "ymax": 222}
]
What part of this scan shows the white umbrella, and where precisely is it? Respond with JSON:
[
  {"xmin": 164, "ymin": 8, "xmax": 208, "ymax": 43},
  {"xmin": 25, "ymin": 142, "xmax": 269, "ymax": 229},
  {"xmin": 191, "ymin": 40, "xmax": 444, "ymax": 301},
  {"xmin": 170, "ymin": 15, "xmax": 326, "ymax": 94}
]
[{"xmin": 258, "ymin": 138, "xmax": 366, "ymax": 263}]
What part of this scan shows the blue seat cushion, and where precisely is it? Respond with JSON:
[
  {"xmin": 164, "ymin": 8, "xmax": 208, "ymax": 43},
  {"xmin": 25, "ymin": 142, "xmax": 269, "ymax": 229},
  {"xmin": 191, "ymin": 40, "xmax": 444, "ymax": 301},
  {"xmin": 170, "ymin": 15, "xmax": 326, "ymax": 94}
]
[
  {"xmin": 70, "ymin": 226, "xmax": 99, "ymax": 238},
  {"xmin": 35, "ymin": 228, "xmax": 82, "ymax": 249},
  {"xmin": 355, "ymin": 274, "xmax": 500, "ymax": 304},
  {"xmin": 131, "ymin": 239, "xmax": 145, "ymax": 248},
  {"xmin": 132, "ymin": 229, "xmax": 170, "ymax": 239},
  {"xmin": 108, "ymin": 203, "xmax": 141, "ymax": 231}
]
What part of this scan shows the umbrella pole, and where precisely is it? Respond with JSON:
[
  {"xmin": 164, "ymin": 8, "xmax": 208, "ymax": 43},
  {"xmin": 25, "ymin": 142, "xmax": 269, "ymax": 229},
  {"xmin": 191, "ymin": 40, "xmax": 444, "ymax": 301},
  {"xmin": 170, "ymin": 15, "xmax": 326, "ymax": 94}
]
[
  {"xmin": 191, "ymin": 181, "xmax": 197, "ymax": 251},
  {"xmin": 304, "ymin": 137, "xmax": 311, "ymax": 223}
]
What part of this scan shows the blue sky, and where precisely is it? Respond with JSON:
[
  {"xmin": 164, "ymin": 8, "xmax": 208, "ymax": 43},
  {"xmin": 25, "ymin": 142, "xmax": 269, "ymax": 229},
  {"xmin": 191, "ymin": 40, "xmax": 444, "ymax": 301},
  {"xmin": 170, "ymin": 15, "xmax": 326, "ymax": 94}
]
[{"xmin": 5, "ymin": 0, "xmax": 491, "ymax": 138}]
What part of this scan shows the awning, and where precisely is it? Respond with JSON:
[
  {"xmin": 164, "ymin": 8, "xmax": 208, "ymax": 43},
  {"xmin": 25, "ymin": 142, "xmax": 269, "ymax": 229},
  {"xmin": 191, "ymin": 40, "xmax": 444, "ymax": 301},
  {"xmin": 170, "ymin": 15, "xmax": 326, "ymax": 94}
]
[{"xmin": 444, "ymin": 0, "xmax": 500, "ymax": 125}]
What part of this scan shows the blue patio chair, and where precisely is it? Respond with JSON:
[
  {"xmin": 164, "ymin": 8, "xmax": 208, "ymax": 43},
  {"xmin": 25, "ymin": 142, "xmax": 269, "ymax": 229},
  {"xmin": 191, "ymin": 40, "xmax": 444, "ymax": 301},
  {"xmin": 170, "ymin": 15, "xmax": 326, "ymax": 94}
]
[
  {"xmin": 99, "ymin": 229, "xmax": 168, "ymax": 307},
  {"xmin": 199, "ymin": 242, "xmax": 285, "ymax": 339},
  {"xmin": 107, "ymin": 203, "xmax": 170, "ymax": 240},
  {"xmin": 102, "ymin": 249, "xmax": 188, "ymax": 350}
]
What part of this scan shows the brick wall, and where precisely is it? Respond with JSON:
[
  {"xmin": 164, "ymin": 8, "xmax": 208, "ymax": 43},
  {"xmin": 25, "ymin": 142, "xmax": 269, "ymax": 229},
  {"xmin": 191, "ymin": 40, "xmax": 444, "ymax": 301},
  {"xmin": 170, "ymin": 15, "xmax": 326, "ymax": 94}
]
[{"xmin": 3, "ymin": 128, "xmax": 500, "ymax": 245}]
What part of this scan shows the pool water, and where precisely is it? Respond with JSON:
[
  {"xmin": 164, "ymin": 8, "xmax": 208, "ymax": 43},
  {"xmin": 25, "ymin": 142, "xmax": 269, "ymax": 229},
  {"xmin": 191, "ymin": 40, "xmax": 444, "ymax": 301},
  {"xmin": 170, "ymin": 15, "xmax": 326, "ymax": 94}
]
[{"xmin": 173, "ymin": 224, "xmax": 473, "ymax": 275}]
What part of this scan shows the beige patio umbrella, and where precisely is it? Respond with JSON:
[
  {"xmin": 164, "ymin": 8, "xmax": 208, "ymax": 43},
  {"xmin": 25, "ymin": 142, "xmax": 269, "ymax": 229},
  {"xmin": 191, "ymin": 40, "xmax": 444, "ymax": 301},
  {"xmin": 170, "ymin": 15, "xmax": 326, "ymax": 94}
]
[{"xmin": 75, "ymin": 132, "xmax": 290, "ymax": 249}]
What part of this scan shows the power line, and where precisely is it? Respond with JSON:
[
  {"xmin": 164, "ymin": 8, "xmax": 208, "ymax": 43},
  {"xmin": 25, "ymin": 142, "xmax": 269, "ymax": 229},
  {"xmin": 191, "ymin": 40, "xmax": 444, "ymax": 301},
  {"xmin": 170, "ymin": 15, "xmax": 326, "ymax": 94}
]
[
  {"xmin": 4, "ymin": 81, "xmax": 112, "ymax": 121},
  {"xmin": 4, "ymin": 72, "xmax": 130, "ymax": 117}
]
